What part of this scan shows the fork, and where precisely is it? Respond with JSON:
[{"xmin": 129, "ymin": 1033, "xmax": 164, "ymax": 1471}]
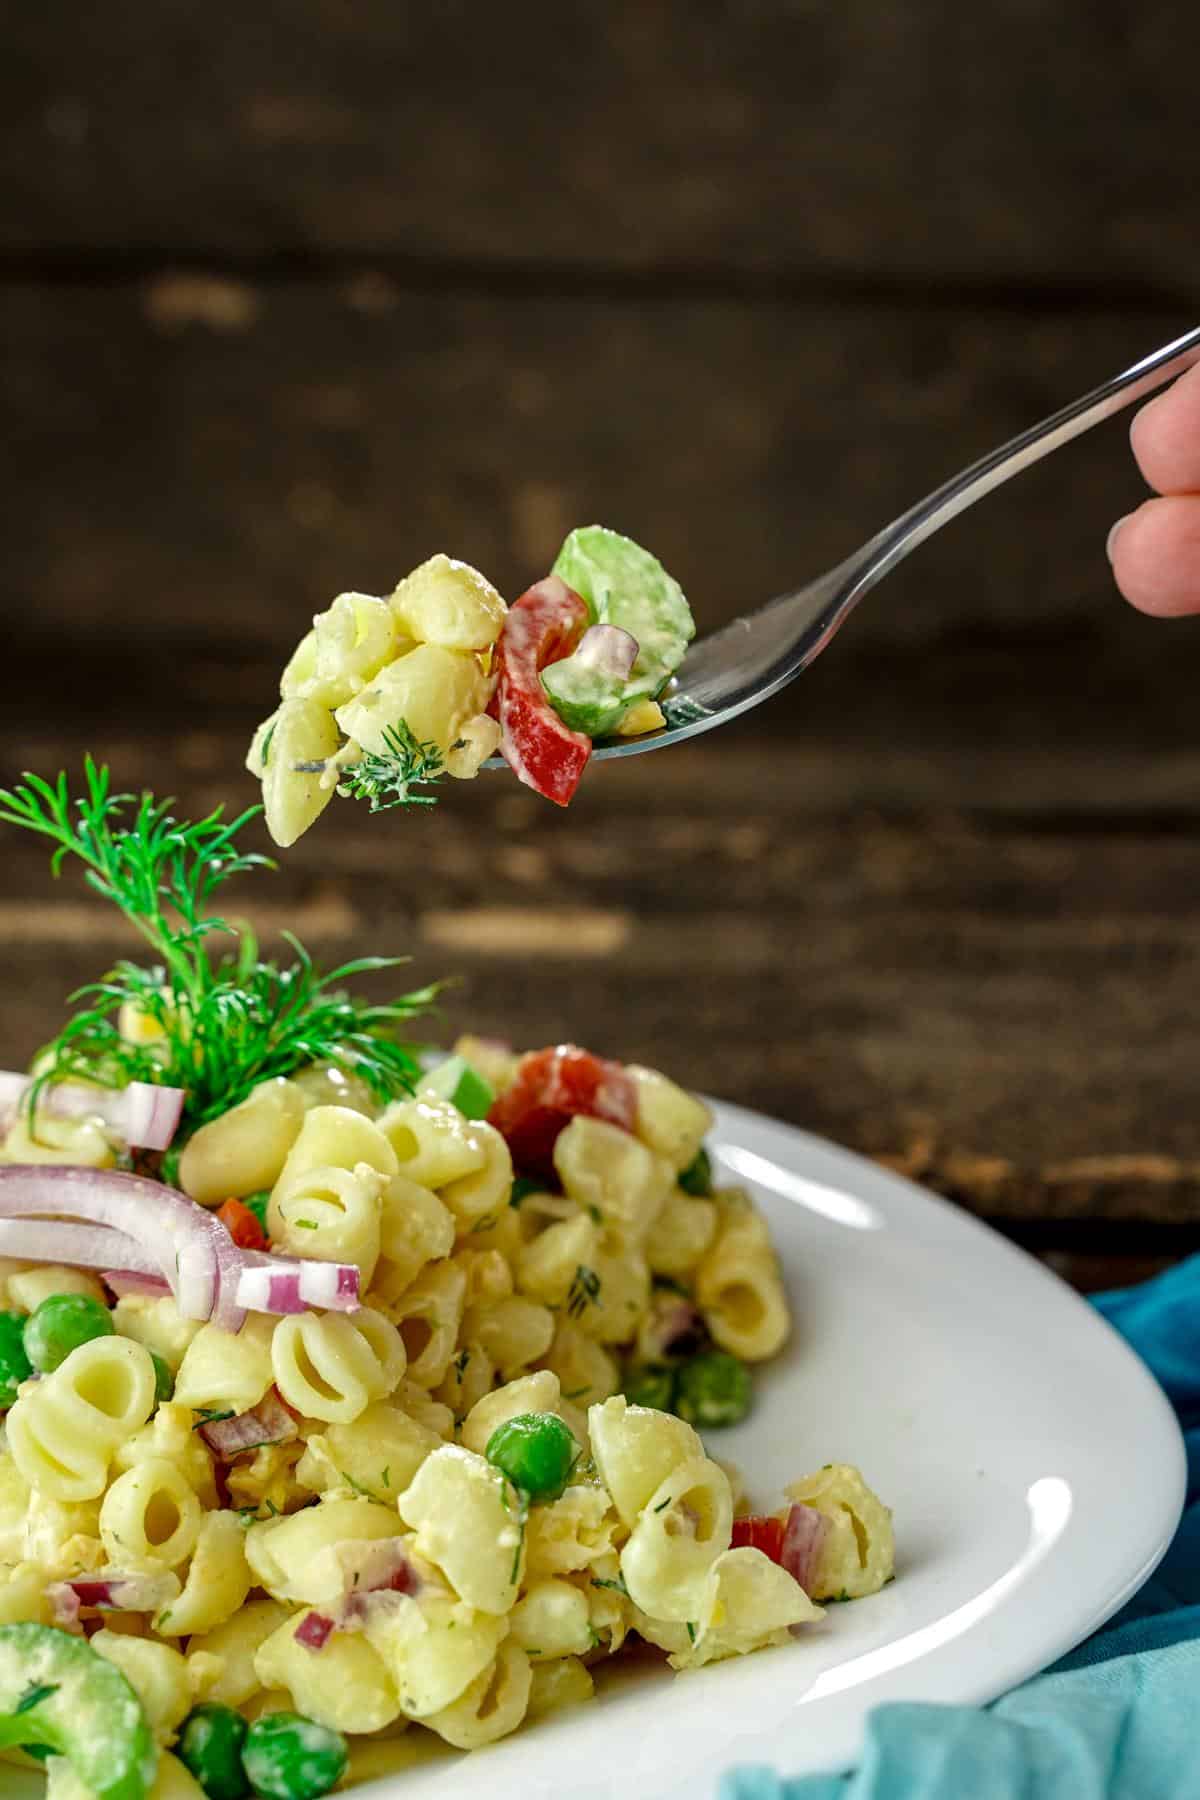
[{"xmin": 582, "ymin": 324, "xmax": 1200, "ymax": 761}]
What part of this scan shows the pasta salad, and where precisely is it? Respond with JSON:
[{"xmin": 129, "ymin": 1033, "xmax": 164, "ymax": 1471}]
[
  {"xmin": 247, "ymin": 525, "xmax": 697, "ymax": 845},
  {"xmin": 0, "ymin": 778, "xmax": 894, "ymax": 1799}
]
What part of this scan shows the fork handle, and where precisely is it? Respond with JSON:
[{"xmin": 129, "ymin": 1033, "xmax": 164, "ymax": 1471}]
[{"xmin": 838, "ymin": 325, "xmax": 1200, "ymax": 612}]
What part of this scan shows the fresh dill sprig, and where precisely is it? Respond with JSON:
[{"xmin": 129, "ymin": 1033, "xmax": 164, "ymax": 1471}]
[
  {"xmin": 337, "ymin": 722, "xmax": 447, "ymax": 811},
  {"xmin": 0, "ymin": 759, "xmax": 438, "ymax": 1128}
]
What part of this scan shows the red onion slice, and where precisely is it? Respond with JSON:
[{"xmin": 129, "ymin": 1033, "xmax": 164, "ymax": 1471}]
[
  {"xmin": 780, "ymin": 1502, "xmax": 829, "ymax": 1596},
  {"xmin": 0, "ymin": 1073, "xmax": 185, "ymax": 1150},
  {"xmin": 0, "ymin": 1217, "xmax": 162, "ymax": 1277},
  {"xmin": 103, "ymin": 1268, "xmax": 173, "ymax": 1299},
  {"xmin": 571, "ymin": 624, "xmax": 639, "ymax": 680},
  {"xmin": 0, "ymin": 1165, "xmax": 219, "ymax": 1320}
]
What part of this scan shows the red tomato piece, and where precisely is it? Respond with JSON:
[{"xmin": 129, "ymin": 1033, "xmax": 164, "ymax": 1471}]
[
  {"xmin": 494, "ymin": 576, "xmax": 593, "ymax": 805},
  {"xmin": 488, "ymin": 1044, "xmax": 638, "ymax": 1180},
  {"xmin": 215, "ymin": 1197, "xmax": 267, "ymax": 1253},
  {"xmin": 730, "ymin": 1513, "xmax": 786, "ymax": 1563}
]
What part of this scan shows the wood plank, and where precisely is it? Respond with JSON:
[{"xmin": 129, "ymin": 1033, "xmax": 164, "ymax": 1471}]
[
  {"xmin": 0, "ymin": 281, "xmax": 1188, "ymax": 722},
  {"xmin": 3, "ymin": 3, "xmax": 1198, "ymax": 289},
  {"xmin": 3, "ymin": 731, "xmax": 1200, "ymax": 1228}
]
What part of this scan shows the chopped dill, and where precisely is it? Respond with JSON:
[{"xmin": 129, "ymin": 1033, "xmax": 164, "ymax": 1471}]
[
  {"xmin": 16, "ymin": 1684, "xmax": 59, "ymax": 1714},
  {"xmin": 337, "ymin": 722, "xmax": 446, "ymax": 812},
  {"xmin": 191, "ymin": 1408, "xmax": 235, "ymax": 1430},
  {"xmin": 567, "ymin": 1265, "xmax": 602, "ymax": 1320},
  {"xmin": 591, "ymin": 1573, "xmax": 629, "ymax": 1597}
]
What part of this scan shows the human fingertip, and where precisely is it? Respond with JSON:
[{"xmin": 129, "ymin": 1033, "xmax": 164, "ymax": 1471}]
[{"xmin": 1106, "ymin": 514, "xmax": 1132, "ymax": 563}]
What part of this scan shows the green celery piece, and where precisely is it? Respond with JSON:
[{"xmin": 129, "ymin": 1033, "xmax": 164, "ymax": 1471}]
[
  {"xmin": 539, "ymin": 654, "xmax": 631, "ymax": 737},
  {"xmin": 551, "ymin": 525, "xmax": 695, "ymax": 710},
  {"xmin": 420, "ymin": 1054, "xmax": 495, "ymax": 1121},
  {"xmin": 0, "ymin": 1622, "xmax": 157, "ymax": 1800}
]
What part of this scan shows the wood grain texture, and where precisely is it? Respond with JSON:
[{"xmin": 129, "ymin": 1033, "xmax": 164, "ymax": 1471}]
[
  {"xmin": 3, "ymin": 3, "xmax": 1198, "ymax": 290},
  {"xmin": 1, "ymin": 280, "xmax": 1189, "ymax": 701}
]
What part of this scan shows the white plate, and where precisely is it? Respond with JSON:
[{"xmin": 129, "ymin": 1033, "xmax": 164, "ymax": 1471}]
[{"xmin": 7, "ymin": 1101, "xmax": 1185, "ymax": 1800}]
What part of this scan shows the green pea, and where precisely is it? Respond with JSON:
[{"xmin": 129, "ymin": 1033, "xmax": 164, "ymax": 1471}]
[
  {"xmin": 242, "ymin": 1712, "xmax": 347, "ymax": 1800},
  {"xmin": 678, "ymin": 1147, "xmax": 713, "ymax": 1196},
  {"xmin": 150, "ymin": 1352, "xmax": 175, "ymax": 1404},
  {"xmin": 23, "ymin": 1294, "xmax": 114, "ymax": 1375},
  {"xmin": 674, "ymin": 1350, "xmax": 753, "ymax": 1428},
  {"xmin": 485, "ymin": 1411, "xmax": 578, "ymax": 1500},
  {"xmin": 624, "ymin": 1363, "xmax": 677, "ymax": 1412},
  {"xmin": 177, "ymin": 1703, "xmax": 249, "ymax": 1800},
  {"xmin": 0, "ymin": 1312, "xmax": 32, "ymax": 1409}
]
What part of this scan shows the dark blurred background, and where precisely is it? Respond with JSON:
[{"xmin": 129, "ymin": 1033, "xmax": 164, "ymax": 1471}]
[{"xmin": 3, "ymin": 3, "xmax": 1200, "ymax": 1284}]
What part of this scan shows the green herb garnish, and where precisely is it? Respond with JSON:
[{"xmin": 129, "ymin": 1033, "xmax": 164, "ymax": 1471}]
[
  {"xmin": 509, "ymin": 1177, "xmax": 542, "ymax": 1208},
  {"xmin": 591, "ymin": 1573, "xmax": 629, "ymax": 1597},
  {"xmin": 337, "ymin": 722, "xmax": 446, "ymax": 812},
  {"xmin": 191, "ymin": 1407, "xmax": 235, "ymax": 1430},
  {"xmin": 567, "ymin": 1265, "xmax": 602, "ymax": 1320},
  {"xmin": 16, "ymin": 1683, "xmax": 59, "ymax": 1714},
  {"xmin": 0, "ymin": 760, "xmax": 438, "ymax": 1127}
]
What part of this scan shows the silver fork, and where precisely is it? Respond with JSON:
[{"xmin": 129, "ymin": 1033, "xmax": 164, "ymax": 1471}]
[{"xmin": 580, "ymin": 324, "xmax": 1200, "ymax": 762}]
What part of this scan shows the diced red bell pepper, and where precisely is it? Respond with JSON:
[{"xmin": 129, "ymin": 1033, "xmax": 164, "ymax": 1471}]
[
  {"xmin": 488, "ymin": 1044, "xmax": 638, "ymax": 1180},
  {"xmin": 215, "ymin": 1196, "xmax": 267, "ymax": 1253},
  {"xmin": 730, "ymin": 1512, "xmax": 786, "ymax": 1563},
  {"xmin": 494, "ymin": 575, "xmax": 593, "ymax": 805}
]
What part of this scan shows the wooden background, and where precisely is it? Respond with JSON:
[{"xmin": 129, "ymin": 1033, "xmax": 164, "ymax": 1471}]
[{"xmin": 3, "ymin": 2, "xmax": 1200, "ymax": 1287}]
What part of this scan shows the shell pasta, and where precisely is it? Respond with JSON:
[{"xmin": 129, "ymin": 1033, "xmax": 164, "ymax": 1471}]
[{"xmin": 0, "ymin": 1040, "xmax": 894, "ymax": 1797}]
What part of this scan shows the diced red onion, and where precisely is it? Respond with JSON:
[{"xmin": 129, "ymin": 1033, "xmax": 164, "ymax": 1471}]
[
  {"xmin": 49, "ymin": 1584, "xmax": 82, "ymax": 1631},
  {"xmin": 48, "ymin": 1572, "xmax": 180, "ymax": 1619},
  {"xmin": 236, "ymin": 1253, "xmax": 360, "ymax": 1315},
  {"xmin": 0, "ymin": 1073, "xmax": 185, "ymax": 1151},
  {"xmin": 572, "ymin": 624, "xmax": 639, "ymax": 680},
  {"xmin": 297, "ymin": 1542, "xmax": 425, "ymax": 1648},
  {"xmin": 780, "ymin": 1503, "xmax": 829, "ymax": 1596},
  {"xmin": 332, "ymin": 1537, "xmax": 423, "ymax": 1599},
  {"xmin": 201, "ymin": 1391, "xmax": 298, "ymax": 1459},
  {"xmin": 296, "ymin": 1611, "xmax": 335, "ymax": 1651},
  {"xmin": 643, "ymin": 1297, "xmax": 707, "ymax": 1360}
]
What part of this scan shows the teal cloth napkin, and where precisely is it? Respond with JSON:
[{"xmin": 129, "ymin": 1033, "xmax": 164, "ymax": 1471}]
[{"xmin": 722, "ymin": 1254, "xmax": 1200, "ymax": 1800}]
